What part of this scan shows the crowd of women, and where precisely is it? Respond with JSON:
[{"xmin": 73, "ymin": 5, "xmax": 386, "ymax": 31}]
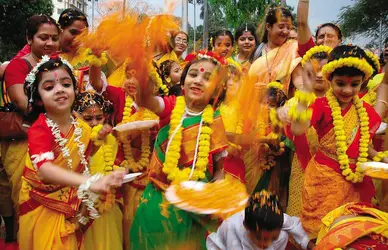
[{"xmin": 0, "ymin": 0, "xmax": 388, "ymax": 249}]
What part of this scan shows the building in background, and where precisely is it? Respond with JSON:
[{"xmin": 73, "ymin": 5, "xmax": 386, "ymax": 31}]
[{"xmin": 52, "ymin": 0, "xmax": 88, "ymax": 20}]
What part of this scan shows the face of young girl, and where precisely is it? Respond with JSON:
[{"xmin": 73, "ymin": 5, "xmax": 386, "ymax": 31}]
[
  {"xmin": 81, "ymin": 104, "xmax": 105, "ymax": 127},
  {"xmin": 38, "ymin": 67, "xmax": 75, "ymax": 115},
  {"xmin": 123, "ymin": 70, "xmax": 139, "ymax": 98},
  {"xmin": 237, "ymin": 31, "xmax": 256, "ymax": 55},
  {"xmin": 248, "ymin": 229, "xmax": 281, "ymax": 249},
  {"xmin": 169, "ymin": 62, "xmax": 182, "ymax": 84},
  {"xmin": 310, "ymin": 59, "xmax": 329, "ymax": 94},
  {"xmin": 183, "ymin": 60, "xmax": 216, "ymax": 107},
  {"xmin": 214, "ymin": 35, "xmax": 233, "ymax": 58},
  {"xmin": 331, "ymin": 74, "xmax": 363, "ymax": 107}
]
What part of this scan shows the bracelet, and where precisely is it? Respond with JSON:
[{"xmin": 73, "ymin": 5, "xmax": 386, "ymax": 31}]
[
  {"xmin": 288, "ymin": 103, "xmax": 312, "ymax": 122},
  {"xmin": 377, "ymin": 99, "xmax": 388, "ymax": 109},
  {"xmin": 373, "ymin": 151, "xmax": 388, "ymax": 162},
  {"xmin": 85, "ymin": 49, "xmax": 108, "ymax": 67},
  {"xmin": 77, "ymin": 173, "xmax": 103, "ymax": 222},
  {"xmin": 294, "ymin": 89, "xmax": 316, "ymax": 106},
  {"xmin": 91, "ymin": 124, "xmax": 104, "ymax": 146}
]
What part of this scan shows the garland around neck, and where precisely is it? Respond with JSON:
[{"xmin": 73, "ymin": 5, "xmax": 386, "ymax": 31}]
[
  {"xmin": 326, "ymin": 90, "xmax": 369, "ymax": 183},
  {"xmin": 162, "ymin": 96, "xmax": 214, "ymax": 183}
]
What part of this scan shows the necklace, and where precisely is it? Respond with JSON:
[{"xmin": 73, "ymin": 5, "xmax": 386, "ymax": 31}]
[
  {"xmin": 186, "ymin": 107, "xmax": 204, "ymax": 116},
  {"xmin": 163, "ymin": 96, "xmax": 214, "ymax": 183},
  {"xmin": 236, "ymin": 54, "xmax": 249, "ymax": 64},
  {"xmin": 326, "ymin": 90, "xmax": 369, "ymax": 183},
  {"xmin": 265, "ymin": 44, "xmax": 281, "ymax": 81},
  {"xmin": 45, "ymin": 114, "xmax": 89, "ymax": 174}
]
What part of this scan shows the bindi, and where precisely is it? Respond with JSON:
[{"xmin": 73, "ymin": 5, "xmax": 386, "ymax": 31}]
[
  {"xmin": 200, "ymin": 68, "xmax": 205, "ymax": 72},
  {"xmin": 53, "ymin": 71, "xmax": 59, "ymax": 82},
  {"xmin": 343, "ymin": 77, "xmax": 354, "ymax": 85}
]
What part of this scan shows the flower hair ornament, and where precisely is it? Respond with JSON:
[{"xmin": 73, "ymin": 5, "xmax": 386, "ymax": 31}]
[
  {"xmin": 250, "ymin": 190, "xmax": 281, "ymax": 215},
  {"xmin": 25, "ymin": 55, "xmax": 74, "ymax": 102},
  {"xmin": 301, "ymin": 45, "xmax": 332, "ymax": 67},
  {"xmin": 322, "ymin": 53, "xmax": 374, "ymax": 80},
  {"xmin": 185, "ymin": 50, "xmax": 226, "ymax": 65},
  {"xmin": 364, "ymin": 50, "xmax": 381, "ymax": 74},
  {"xmin": 74, "ymin": 91, "xmax": 113, "ymax": 114}
]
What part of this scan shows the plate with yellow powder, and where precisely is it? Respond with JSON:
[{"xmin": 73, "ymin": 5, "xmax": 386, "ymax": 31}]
[
  {"xmin": 114, "ymin": 120, "xmax": 159, "ymax": 132},
  {"xmin": 165, "ymin": 178, "xmax": 249, "ymax": 218},
  {"xmin": 359, "ymin": 162, "xmax": 388, "ymax": 179}
]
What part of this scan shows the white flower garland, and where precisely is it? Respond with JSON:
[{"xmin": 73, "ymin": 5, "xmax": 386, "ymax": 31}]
[
  {"xmin": 45, "ymin": 114, "xmax": 101, "ymax": 223},
  {"xmin": 25, "ymin": 55, "xmax": 74, "ymax": 90}
]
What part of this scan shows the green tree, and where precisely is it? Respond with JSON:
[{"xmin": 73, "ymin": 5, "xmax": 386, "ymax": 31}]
[
  {"xmin": 338, "ymin": 0, "xmax": 387, "ymax": 44},
  {"xmin": 0, "ymin": 0, "xmax": 54, "ymax": 61}
]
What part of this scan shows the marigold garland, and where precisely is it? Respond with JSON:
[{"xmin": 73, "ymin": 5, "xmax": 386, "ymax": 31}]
[
  {"xmin": 91, "ymin": 124, "xmax": 104, "ymax": 146},
  {"xmin": 301, "ymin": 45, "xmax": 332, "ymax": 67},
  {"xmin": 364, "ymin": 50, "xmax": 381, "ymax": 73},
  {"xmin": 327, "ymin": 89, "xmax": 370, "ymax": 183},
  {"xmin": 373, "ymin": 151, "xmax": 388, "ymax": 162},
  {"xmin": 163, "ymin": 96, "xmax": 214, "ymax": 183},
  {"xmin": 118, "ymin": 96, "xmax": 157, "ymax": 172},
  {"xmin": 84, "ymin": 48, "xmax": 108, "ymax": 67},
  {"xmin": 269, "ymin": 108, "xmax": 283, "ymax": 128},
  {"xmin": 322, "ymin": 57, "xmax": 374, "ymax": 80}
]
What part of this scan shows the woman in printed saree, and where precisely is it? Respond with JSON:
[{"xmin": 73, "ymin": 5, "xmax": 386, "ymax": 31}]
[
  {"xmin": 1, "ymin": 15, "xmax": 60, "ymax": 245},
  {"xmin": 288, "ymin": 45, "xmax": 382, "ymax": 239},
  {"xmin": 239, "ymin": 6, "xmax": 303, "ymax": 206},
  {"xmin": 74, "ymin": 92, "xmax": 123, "ymax": 250},
  {"xmin": 18, "ymin": 56, "xmax": 125, "ymax": 250},
  {"xmin": 130, "ymin": 51, "xmax": 229, "ymax": 249},
  {"xmin": 316, "ymin": 202, "xmax": 388, "ymax": 250}
]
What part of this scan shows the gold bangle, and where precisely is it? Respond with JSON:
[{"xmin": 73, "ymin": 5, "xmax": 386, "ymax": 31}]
[{"xmin": 377, "ymin": 99, "xmax": 388, "ymax": 109}]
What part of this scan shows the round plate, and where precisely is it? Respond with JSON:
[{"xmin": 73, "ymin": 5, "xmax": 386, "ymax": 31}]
[
  {"xmin": 165, "ymin": 180, "xmax": 249, "ymax": 215},
  {"xmin": 113, "ymin": 120, "xmax": 159, "ymax": 132},
  {"xmin": 123, "ymin": 172, "xmax": 143, "ymax": 183},
  {"xmin": 359, "ymin": 162, "xmax": 388, "ymax": 179},
  {"xmin": 376, "ymin": 122, "xmax": 387, "ymax": 135}
]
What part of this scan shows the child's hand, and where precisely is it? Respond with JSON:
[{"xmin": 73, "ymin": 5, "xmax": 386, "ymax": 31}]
[
  {"xmin": 301, "ymin": 61, "xmax": 315, "ymax": 93},
  {"xmin": 90, "ymin": 170, "xmax": 126, "ymax": 193},
  {"xmin": 97, "ymin": 124, "xmax": 113, "ymax": 140}
]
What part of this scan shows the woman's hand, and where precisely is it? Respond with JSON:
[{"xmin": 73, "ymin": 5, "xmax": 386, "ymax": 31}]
[{"xmin": 90, "ymin": 170, "xmax": 126, "ymax": 193}]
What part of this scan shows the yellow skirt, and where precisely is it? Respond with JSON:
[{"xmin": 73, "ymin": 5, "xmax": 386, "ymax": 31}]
[
  {"xmin": 82, "ymin": 203, "xmax": 123, "ymax": 250},
  {"xmin": 123, "ymin": 184, "xmax": 145, "ymax": 250},
  {"xmin": 1, "ymin": 140, "xmax": 28, "ymax": 208},
  {"xmin": 19, "ymin": 205, "xmax": 78, "ymax": 250},
  {"xmin": 286, "ymin": 156, "xmax": 304, "ymax": 217},
  {"xmin": 301, "ymin": 160, "xmax": 361, "ymax": 239}
]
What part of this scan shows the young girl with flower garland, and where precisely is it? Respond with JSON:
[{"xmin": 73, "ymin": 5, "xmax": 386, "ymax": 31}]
[
  {"xmin": 156, "ymin": 59, "xmax": 183, "ymax": 96},
  {"xmin": 282, "ymin": 45, "xmax": 332, "ymax": 218},
  {"xmin": 74, "ymin": 91, "xmax": 123, "ymax": 250},
  {"xmin": 18, "ymin": 56, "xmax": 125, "ymax": 250},
  {"xmin": 288, "ymin": 45, "xmax": 382, "ymax": 239},
  {"xmin": 130, "ymin": 51, "xmax": 229, "ymax": 249}
]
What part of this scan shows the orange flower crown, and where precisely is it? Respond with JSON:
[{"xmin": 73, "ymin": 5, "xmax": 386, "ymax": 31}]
[{"xmin": 185, "ymin": 50, "xmax": 226, "ymax": 65}]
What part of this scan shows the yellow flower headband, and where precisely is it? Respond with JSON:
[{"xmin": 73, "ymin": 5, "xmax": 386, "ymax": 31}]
[
  {"xmin": 226, "ymin": 58, "xmax": 242, "ymax": 73},
  {"xmin": 267, "ymin": 81, "xmax": 283, "ymax": 89},
  {"xmin": 301, "ymin": 45, "xmax": 332, "ymax": 67},
  {"xmin": 322, "ymin": 57, "xmax": 374, "ymax": 80},
  {"xmin": 365, "ymin": 50, "xmax": 381, "ymax": 73}
]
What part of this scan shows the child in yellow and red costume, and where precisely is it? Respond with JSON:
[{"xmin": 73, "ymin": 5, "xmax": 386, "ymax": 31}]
[
  {"xmin": 74, "ymin": 91, "xmax": 124, "ymax": 250},
  {"xmin": 287, "ymin": 45, "xmax": 382, "ymax": 239}
]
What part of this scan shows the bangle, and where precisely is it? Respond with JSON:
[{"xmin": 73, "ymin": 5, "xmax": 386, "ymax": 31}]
[
  {"xmin": 288, "ymin": 103, "xmax": 312, "ymax": 122},
  {"xmin": 377, "ymin": 99, "xmax": 388, "ymax": 109},
  {"xmin": 373, "ymin": 151, "xmax": 388, "ymax": 162},
  {"xmin": 294, "ymin": 89, "xmax": 316, "ymax": 106},
  {"xmin": 77, "ymin": 173, "xmax": 103, "ymax": 222}
]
